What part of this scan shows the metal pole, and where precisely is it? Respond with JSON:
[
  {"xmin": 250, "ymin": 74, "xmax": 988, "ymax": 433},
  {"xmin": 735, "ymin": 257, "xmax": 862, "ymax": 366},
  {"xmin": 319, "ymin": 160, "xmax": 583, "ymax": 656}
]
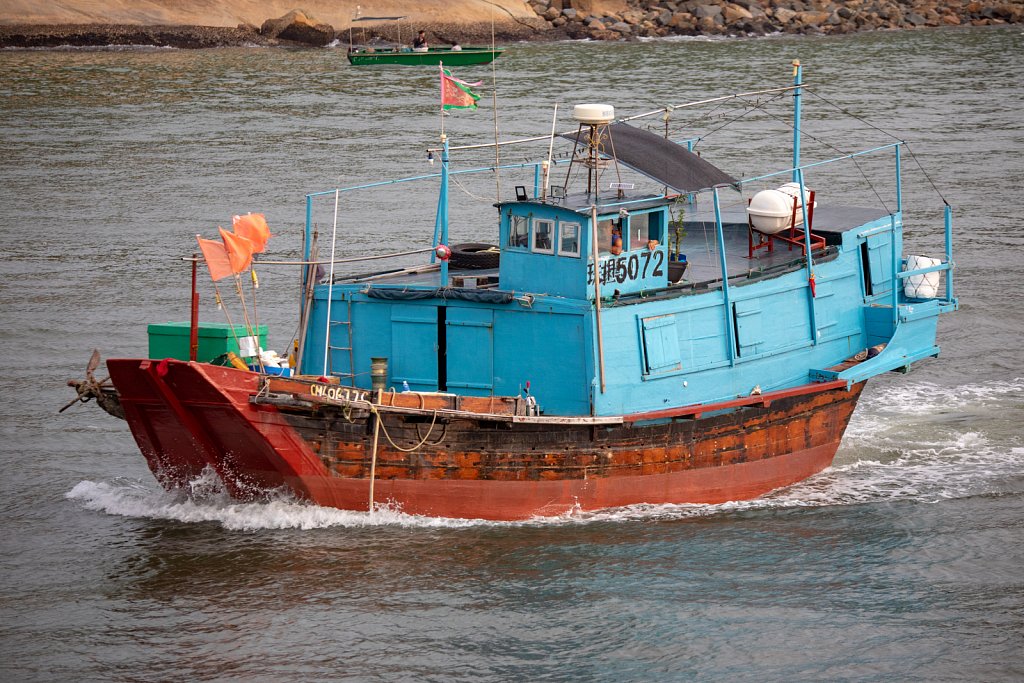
[
  {"xmin": 541, "ymin": 104, "xmax": 558, "ymax": 202},
  {"xmin": 796, "ymin": 168, "xmax": 818, "ymax": 343},
  {"xmin": 431, "ymin": 174, "xmax": 443, "ymax": 262},
  {"xmin": 895, "ymin": 144, "xmax": 903, "ymax": 213},
  {"xmin": 792, "ymin": 59, "xmax": 802, "ymax": 182},
  {"xmin": 590, "ymin": 205, "xmax": 606, "ymax": 394},
  {"xmin": 189, "ymin": 253, "xmax": 199, "ymax": 362},
  {"xmin": 302, "ymin": 194, "xmax": 313, "ymax": 300},
  {"xmin": 891, "ymin": 215, "xmax": 900, "ymax": 328},
  {"xmin": 945, "ymin": 204, "xmax": 954, "ymax": 300},
  {"xmin": 712, "ymin": 188, "xmax": 736, "ymax": 365},
  {"xmin": 304, "ymin": 194, "xmax": 313, "ymax": 263},
  {"xmin": 368, "ymin": 390, "xmax": 382, "ymax": 514},
  {"xmin": 440, "ymin": 135, "xmax": 450, "ymax": 287}
]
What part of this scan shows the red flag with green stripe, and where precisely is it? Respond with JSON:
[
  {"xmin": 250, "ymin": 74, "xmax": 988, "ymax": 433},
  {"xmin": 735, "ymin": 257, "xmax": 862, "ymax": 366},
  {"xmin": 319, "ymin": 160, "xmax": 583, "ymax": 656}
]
[{"xmin": 440, "ymin": 67, "xmax": 482, "ymax": 111}]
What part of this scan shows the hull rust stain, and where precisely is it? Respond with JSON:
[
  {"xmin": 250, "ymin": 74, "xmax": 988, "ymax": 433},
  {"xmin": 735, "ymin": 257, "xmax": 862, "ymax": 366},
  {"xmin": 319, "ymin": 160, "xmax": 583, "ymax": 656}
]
[{"xmin": 108, "ymin": 358, "xmax": 862, "ymax": 520}]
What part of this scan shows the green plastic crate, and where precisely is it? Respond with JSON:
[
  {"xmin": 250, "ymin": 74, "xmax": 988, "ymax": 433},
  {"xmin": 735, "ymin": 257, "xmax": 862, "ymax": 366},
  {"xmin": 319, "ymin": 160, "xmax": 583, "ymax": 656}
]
[{"xmin": 147, "ymin": 322, "xmax": 268, "ymax": 362}]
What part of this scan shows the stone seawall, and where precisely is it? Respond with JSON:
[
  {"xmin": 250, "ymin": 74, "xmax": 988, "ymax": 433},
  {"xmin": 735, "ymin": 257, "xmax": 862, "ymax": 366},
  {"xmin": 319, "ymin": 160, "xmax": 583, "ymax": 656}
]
[{"xmin": 535, "ymin": 0, "xmax": 1023, "ymax": 39}]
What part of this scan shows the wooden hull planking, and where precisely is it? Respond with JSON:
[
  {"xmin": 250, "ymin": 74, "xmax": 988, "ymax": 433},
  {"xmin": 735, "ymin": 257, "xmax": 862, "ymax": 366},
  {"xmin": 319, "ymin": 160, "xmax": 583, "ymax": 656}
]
[{"xmin": 107, "ymin": 358, "xmax": 863, "ymax": 520}]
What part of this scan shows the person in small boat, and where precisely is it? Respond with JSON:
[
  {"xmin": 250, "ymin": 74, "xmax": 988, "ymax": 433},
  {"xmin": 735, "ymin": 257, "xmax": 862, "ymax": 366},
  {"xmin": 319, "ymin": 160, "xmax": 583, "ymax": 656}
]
[
  {"xmin": 610, "ymin": 235, "xmax": 624, "ymax": 256},
  {"xmin": 451, "ymin": 42, "xmax": 462, "ymax": 51},
  {"xmin": 413, "ymin": 31, "xmax": 428, "ymax": 52}
]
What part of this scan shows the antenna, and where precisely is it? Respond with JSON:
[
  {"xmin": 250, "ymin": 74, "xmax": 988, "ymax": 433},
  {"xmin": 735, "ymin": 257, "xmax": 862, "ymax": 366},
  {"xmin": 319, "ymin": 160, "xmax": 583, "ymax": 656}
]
[
  {"xmin": 564, "ymin": 104, "xmax": 624, "ymax": 198},
  {"xmin": 541, "ymin": 103, "xmax": 558, "ymax": 202}
]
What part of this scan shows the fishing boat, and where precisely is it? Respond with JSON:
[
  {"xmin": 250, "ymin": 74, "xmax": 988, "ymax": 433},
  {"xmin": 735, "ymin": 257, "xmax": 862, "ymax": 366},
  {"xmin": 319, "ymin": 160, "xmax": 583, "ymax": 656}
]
[
  {"xmin": 344, "ymin": 15, "xmax": 502, "ymax": 66},
  {"xmin": 68, "ymin": 62, "xmax": 957, "ymax": 520},
  {"xmin": 347, "ymin": 46, "xmax": 503, "ymax": 67}
]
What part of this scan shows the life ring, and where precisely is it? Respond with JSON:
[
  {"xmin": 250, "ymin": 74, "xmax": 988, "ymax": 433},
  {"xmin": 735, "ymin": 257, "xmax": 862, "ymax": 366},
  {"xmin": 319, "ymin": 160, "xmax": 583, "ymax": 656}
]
[{"xmin": 449, "ymin": 243, "xmax": 500, "ymax": 270}]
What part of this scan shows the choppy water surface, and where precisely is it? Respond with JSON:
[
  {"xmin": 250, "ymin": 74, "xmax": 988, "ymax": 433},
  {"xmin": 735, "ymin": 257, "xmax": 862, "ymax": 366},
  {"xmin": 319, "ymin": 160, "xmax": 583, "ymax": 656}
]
[{"xmin": 2, "ymin": 27, "xmax": 1023, "ymax": 681}]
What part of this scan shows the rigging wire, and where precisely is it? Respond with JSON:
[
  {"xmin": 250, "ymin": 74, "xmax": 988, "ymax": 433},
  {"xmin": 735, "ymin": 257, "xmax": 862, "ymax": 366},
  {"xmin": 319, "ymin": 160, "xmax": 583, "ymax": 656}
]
[
  {"xmin": 450, "ymin": 173, "xmax": 495, "ymax": 202},
  {"xmin": 687, "ymin": 92, "xmax": 789, "ymax": 149},
  {"xmin": 748, "ymin": 92, "xmax": 890, "ymax": 212},
  {"xmin": 805, "ymin": 89, "xmax": 949, "ymax": 206}
]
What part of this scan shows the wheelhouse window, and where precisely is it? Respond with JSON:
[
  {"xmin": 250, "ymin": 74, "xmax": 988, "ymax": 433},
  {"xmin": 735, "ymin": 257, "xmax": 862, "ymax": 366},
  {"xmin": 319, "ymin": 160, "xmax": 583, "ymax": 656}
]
[
  {"xmin": 532, "ymin": 218, "xmax": 554, "ymax": 254},
  {"xmin": 632, "ymin": 212, "xmax": 650, "ymax": 245},
  {"xmin": 597, "ymin": 218, "xmax": 623, "ymax": 253},
  {"xmin": 558, "ymin": 222, "xmax": 581, "ymax": 257},
  {"xmin": 508, "ymin": 214, "xmax": 529, "ymax": 248},
  {"xmin": 632, "ymin": 211, "xmax": 664, "ymax": 247}
]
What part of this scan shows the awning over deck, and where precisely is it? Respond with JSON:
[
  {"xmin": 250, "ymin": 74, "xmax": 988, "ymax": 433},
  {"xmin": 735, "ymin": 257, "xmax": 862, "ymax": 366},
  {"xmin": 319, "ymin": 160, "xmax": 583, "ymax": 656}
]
[{"xmin": 561, "ymin": 122, "xmax": 737, "ymax": 194}]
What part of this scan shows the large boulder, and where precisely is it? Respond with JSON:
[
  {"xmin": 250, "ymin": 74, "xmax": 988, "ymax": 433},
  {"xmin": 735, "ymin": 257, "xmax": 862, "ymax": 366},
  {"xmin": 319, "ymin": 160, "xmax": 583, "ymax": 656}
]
[
  {"xmin": 723, "ymin": 3, "xmax": 754, "ymax": 23},
  {"xmin": 261, "ymin": 10, "xmax": 335, "ymax": 46},
  {"xmin": 568, "ymin": 0, "xmax": 629, "ymax": 14}
]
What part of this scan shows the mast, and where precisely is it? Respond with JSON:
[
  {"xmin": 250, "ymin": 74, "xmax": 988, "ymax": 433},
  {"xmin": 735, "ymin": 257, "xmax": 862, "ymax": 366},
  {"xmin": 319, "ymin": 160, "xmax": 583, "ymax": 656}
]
[
  {"xmin": 439, "ymin": 134, "xmax": 450, "ymax": 287},
  {"xmin": 792, "ymin": 59, "xmax": 803, "ymax": 182}
]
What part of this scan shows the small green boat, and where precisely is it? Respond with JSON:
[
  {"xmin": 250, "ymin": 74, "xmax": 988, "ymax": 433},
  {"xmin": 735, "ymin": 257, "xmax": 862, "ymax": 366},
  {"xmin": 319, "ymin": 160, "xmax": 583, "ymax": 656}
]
[{"xmin": 347, "ymin": 46, "xmax": 504, "ymax": 67}]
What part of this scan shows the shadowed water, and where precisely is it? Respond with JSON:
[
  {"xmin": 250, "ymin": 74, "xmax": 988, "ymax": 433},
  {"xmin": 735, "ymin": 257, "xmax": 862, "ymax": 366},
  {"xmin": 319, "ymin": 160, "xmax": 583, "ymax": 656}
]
[{"xmin": 1, "ymin": 26, "xmax": 1022, "ymax": 681}]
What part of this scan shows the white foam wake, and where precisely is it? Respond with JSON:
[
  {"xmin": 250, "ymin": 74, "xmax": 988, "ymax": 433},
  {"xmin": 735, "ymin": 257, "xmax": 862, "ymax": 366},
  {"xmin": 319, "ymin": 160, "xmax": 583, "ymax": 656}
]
[
  {"xmin": 65, "ymin": 378, "xmax": 1023, "ymax": 528},
  {"xmin": 64, "ymin": 476, "xmax": 486, "ymax": 530}
]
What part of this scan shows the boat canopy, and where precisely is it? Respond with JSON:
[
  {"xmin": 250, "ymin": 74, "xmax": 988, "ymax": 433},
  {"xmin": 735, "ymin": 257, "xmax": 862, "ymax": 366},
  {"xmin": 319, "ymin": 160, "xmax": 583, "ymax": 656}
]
[{"xmin": 561, "ymin": 122, "xmax": 738, "ymax": 194}]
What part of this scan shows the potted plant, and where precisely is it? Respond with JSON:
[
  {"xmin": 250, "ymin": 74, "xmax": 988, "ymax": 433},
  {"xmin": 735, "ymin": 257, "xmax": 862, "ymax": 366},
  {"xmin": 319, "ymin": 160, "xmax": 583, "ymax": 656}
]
[{"xmin": 668, "ymin": 196, "xmax": 688, "ymax": 283}]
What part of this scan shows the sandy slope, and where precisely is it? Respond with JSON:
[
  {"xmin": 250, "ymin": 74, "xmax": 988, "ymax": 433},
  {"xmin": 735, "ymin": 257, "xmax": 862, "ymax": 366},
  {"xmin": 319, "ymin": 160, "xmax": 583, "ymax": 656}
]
[{"xmin": 0, "ymin": 0, "xmax": 537, "ymax": 28}]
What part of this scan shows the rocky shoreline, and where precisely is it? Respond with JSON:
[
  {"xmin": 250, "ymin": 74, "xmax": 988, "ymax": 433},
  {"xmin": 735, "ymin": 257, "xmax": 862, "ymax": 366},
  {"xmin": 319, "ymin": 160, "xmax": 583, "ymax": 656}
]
[
  {"xmin": 0, "ymin": 1, "xmax": 1020, "ymax": 49},
  {"xmin": 535, "ymin": 0, "xmax": 1023, "ymax": 40}
]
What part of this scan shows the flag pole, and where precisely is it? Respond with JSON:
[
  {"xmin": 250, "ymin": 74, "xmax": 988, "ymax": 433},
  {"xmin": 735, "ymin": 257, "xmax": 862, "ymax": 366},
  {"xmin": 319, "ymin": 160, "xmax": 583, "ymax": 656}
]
[
  {"xmin": 439, "ymin": 61, "xmax": 445, "ymax": 139},
  {"xmin": 489, "ymin": 13, "xmax": 500, "ymax": 203},
  {"xmin": 440, "ymin": 135, "xmax": 450, "ymax": 288},
  {"xmin": 249, "ymin": 265, "xmax": 260, "ymax": 351},
  {"xmin": 438, "ymin": 61, "xmax": 447, "ymax": 289},
  {"xmin": 234, "ymin": 273, "xmax": 265, "ymax": 372},
  {"xmin": 197, "ymin": 233, "xmax": 244, "ymax": 360},
  {"xmin": 212, "ymin": 281, "xmax": 243, "ymax": 362},
  {"xmin": 189, "ymin": 252, "xmax": 199, "ymax": 362}
]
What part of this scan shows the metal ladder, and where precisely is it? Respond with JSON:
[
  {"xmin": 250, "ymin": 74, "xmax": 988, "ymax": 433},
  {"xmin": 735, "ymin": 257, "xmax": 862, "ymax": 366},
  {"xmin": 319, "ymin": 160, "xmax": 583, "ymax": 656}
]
[{"xmin": 327, "ymin": 298, "xmax": 356, "ymax": 385}]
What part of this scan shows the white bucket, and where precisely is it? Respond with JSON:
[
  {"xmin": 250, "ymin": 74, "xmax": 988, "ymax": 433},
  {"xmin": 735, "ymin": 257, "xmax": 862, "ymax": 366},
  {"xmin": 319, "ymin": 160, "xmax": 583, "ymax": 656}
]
[
  {"xmin": 238, "ymin": 336, "xmax": 260, "ymax": 358},
  {"xmin": 904, "ymin": 255, "xmax": 942, "ymax": 298}
]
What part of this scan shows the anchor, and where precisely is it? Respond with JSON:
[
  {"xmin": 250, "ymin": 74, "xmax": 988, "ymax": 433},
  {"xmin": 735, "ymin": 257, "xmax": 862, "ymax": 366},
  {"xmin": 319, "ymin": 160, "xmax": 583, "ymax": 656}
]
[{"xmin": 61, "ymin": 349, "xmax": 125, "ymax": 419}]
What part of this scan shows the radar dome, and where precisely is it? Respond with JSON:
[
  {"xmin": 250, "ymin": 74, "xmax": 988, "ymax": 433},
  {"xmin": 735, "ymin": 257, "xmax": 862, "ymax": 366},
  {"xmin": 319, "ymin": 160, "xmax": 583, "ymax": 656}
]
[{"xmin": 573, "ymin": 104, "xmax": 615, "ymax": 125}]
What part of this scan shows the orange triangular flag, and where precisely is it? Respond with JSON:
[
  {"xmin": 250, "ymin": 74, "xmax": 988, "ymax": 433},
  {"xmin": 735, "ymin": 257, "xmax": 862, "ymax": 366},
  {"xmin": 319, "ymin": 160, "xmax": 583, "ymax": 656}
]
[
  {"xmin": 197, "ymin": 235, "xmax": 234, "ymax": 281},
  {"xmin": 232, "ymin": 213, "xmax": 271, "ymax": 254},
  {"xmin": 219, "ymin": 227, "xmax": 253, "ymax": 274}
]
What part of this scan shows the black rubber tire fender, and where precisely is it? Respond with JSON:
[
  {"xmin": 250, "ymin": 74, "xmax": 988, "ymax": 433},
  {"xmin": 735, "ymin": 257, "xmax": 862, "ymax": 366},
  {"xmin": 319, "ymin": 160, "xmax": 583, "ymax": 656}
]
[{"xmin": 449, "ymin": 242, "xmax": 500, "ymax": 270}]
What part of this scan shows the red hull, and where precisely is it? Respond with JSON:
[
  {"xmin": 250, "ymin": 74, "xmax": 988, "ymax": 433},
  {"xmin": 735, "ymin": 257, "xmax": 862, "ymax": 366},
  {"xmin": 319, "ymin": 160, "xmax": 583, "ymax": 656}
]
[{"xmin": 107, "ymin": 359, "xmax": 863, "ymax": 520}]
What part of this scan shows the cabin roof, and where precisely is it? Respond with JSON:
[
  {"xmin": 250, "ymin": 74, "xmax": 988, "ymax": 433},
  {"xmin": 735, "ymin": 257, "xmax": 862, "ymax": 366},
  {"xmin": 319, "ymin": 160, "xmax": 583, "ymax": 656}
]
[
  {"xmin": 498, "ymin": 192, "xmax": 670, "ymax": 215},
  {"xmin": 559, "ymin": 122, "xmax": 738, "ymax": 194}
]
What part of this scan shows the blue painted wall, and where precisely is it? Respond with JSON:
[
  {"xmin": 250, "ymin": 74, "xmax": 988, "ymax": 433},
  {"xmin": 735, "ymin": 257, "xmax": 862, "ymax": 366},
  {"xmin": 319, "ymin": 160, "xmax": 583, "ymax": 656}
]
[
  {"xmin": 498, "ymin": 202, "xmax": 671, "ymax": 300},
  {"xmin": 301, "ymin": 205, "xmax": 946, "ymax": 419}
]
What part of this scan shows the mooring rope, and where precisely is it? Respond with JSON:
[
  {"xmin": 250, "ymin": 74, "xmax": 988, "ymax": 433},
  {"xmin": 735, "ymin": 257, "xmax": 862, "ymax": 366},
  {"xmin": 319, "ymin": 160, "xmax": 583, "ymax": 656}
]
[{"xmin": 369, "ymin": 404, "xmax": 443, "ymax": 452}]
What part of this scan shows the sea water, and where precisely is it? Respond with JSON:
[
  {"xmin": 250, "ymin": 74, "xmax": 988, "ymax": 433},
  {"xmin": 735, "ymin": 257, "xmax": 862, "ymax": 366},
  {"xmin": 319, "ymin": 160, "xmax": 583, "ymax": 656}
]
[{"xmin": 1, "ymin": 26, "xmax": 1022, "ymax": 681}]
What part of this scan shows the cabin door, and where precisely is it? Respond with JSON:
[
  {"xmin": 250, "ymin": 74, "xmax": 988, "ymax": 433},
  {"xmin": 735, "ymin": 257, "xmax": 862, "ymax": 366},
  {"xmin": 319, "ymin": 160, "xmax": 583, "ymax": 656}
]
[
  {"xmin": 444, "ymin": 307, "xmax": 494, "ymax": 395},
  {"xmin": 390, "ymin": 304, "xmax": 438, "ymax": 391},
  {"xmin": 863, "ymin": 232, "xmax": 895, "ymax": 298}
]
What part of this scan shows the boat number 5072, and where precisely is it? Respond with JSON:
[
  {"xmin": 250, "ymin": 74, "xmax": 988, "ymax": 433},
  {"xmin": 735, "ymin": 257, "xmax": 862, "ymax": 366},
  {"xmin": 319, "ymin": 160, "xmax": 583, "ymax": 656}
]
[{"xmin": 587, "ymin": 251, "xmax": 664, "ymax": 286}]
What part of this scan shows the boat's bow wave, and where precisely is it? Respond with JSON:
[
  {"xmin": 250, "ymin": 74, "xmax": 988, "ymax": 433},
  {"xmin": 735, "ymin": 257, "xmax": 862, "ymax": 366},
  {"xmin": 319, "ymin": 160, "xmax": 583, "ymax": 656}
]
[{"xmin": 66, "ymin": 386, "xmax": 1020, "ymax": 529}]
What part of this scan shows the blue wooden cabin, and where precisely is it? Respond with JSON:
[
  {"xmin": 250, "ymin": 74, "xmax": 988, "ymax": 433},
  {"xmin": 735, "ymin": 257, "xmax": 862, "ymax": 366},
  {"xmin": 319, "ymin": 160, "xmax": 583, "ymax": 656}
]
[{"xmin": 298, "ymin": 85, "xmax": 957, "ymax": 419}]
